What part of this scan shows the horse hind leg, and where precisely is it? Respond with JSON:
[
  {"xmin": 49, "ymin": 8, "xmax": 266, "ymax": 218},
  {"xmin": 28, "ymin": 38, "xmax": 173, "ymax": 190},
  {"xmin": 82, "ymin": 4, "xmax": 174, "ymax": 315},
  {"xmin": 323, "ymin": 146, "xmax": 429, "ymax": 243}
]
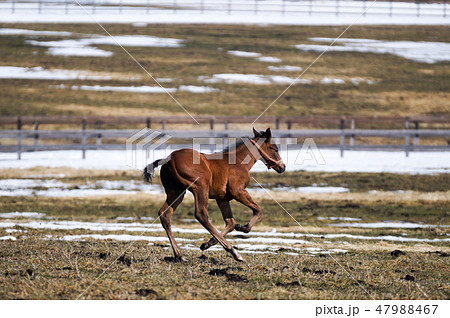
[
  {"xmin": 200, "ymin": 199, "xmax": 236, "ymax": 251},
  {"xmin": 159, "ymin": 191, "xmax": 185, "ymax": 261}
]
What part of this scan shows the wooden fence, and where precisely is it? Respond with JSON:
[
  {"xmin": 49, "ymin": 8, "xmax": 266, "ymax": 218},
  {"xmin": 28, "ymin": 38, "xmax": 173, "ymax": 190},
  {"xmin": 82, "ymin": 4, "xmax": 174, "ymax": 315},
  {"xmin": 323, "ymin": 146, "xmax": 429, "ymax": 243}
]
[{"xmin": 0, "ymin": 115, "xmax": 449, "ymax": 159}]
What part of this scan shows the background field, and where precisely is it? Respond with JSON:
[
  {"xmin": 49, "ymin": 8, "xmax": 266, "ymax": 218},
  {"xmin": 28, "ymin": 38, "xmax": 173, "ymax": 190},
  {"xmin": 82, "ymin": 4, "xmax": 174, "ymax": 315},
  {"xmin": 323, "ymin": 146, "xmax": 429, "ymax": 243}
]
[{"xmin": 1, "ymin": 23, "xmax": 449, "ymax": 121}]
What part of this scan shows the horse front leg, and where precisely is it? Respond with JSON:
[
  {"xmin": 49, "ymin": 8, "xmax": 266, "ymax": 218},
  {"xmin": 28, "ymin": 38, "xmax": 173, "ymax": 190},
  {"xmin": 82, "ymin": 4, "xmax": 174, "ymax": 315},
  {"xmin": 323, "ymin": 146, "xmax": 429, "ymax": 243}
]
[
  {"xmin": 200, "ymin": 199, "xmax": 236, "ymax": 251},
  {"xmin": 193, "ymin": 192, "xmax": 243, "ymax": 262},
  {"xmin": 233, "ymin": 189, "xmax": 262, "ymax": 233}
]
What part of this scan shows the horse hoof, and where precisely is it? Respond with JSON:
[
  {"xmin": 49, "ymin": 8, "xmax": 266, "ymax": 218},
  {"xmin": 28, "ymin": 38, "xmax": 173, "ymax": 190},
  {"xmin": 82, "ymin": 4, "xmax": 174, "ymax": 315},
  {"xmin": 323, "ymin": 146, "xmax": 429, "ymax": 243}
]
[
  {"xmin": 200, "ymin": 242, "xmax": 210, "ymax": 251},
  {"xmin": 235, "ymin": 224, "xmax": 243, "ymax": 231},
  {"xmin": 230, "ymin": 249, "xmax": 245, "ymax": 262}
]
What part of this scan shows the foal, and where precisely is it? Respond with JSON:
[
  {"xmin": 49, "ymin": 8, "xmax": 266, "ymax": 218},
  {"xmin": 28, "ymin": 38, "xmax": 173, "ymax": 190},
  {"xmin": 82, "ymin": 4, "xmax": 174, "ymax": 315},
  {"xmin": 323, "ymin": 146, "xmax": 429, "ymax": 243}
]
[{"xmin": 143, "ymin": 128, "xmax": 285, "ymax": 262}]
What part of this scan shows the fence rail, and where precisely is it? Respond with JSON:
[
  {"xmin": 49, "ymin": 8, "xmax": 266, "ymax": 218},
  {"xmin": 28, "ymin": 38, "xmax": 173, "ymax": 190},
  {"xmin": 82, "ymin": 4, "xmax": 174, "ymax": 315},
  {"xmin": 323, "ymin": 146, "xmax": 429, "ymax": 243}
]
[
  {"xmin": 3, "ymin": 0, "xmax": 449, "ymax": 18},
  {"xmin": 1, "ymin": 115, "xmax": 449, "ymax": 159}
]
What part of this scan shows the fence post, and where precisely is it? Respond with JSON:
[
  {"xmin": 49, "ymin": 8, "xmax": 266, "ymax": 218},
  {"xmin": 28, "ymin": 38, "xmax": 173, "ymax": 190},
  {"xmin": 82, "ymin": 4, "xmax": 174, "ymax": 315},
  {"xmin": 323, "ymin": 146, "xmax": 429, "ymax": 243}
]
[
  {"xmin": 363, "ymin": 0, "xmax": 366, "ymax": 16},
  {"xmin": 416, "ymin": 1, "xmax": 420, "ymax": 18},
  {"xmin": 201, "ymin": 0, "xmax": 204, "ymax": 14},
  {"xmin": 389, "ymin": 0, "xmax": 393, "ymax": 17},
  {"xmin": 445, "ymin": 0, "xmax": 447, "ymax": 18},
  {"xmin": 209, "ymin": 118, "xmax": 215, "ymax": 147},
  {"xmin": 34, "ymin": 121, "xmax": 39, "ymax": 151},
  {"xmin": 146, "ymin": 117, "xmax": 151, "ymax": 129},
  {"xmin": 414, "ymin": 121, "xmax": 419, "ymax": 147},
  {"xmin": 350, "ymin": 119, "xmax": 355, "ymax": 148},
  {"xmin": 254, "ymin": 0, "xmax": 258, "ymax": 15},
  {"xmin": 96, "ymin": 121, "xmax": 102, "ymax": 148},
  {"xmin": 282, "ymin": 0, "xmax": 285, "ymax": 15},
  {"xmin": 120, "ymin": 0, "xmax": 123, "ymax": 14},
  {"xmin": 82, "ymin": 118, "xmax": 87, "ymax": 159},
  {"xmin": 224, "ymin": 120, "xmax": 229, "ymax": 150},
  {"xmin": 275, "ymin": 117, "xmax": 280, "ymax": 130},
  {"xmin": 309, "ymin": 0, "xmax": 313, "ymax": 16},
  {"xmin": 340, "ymin": 118, "xmax": 345, "ymax": 157},
  {"xmin": 173, "ymin": 0, "xmax": 177, "ymax": 14},
  {"xmin": 38, "ymin": 0, "xmax": 42, "ymax": 14},
  {"xmin": 92, "ymin": 0, "xmax": 96, "ymax": 14},
  {"xmin": 12, "ymin": 0, "xmax": 15, "ymax": 14},
  {"xmin": 17, "ymin": 117, "xmax": 22, "ymax": 160},
  {"xmin": 405, "ymin": 118, "xmax": 410, "ymax": 157},
  {"xmin": 65, "ymin": 0, "xmax": 69, "ymax": 14},
  {"xmin": 228, "ymin": 0, "xmax": 231, "ymax": 15},
  {"xmin": 146, "ymin": 0, "xmax": 150, "ymax": 14},
  {"xmin": 162, "ymin": 121, "xmax": 166, "ymax": 130},
  {"xmin": 336, "ymin": 0, "xmax": 340, "ymax": 17}
]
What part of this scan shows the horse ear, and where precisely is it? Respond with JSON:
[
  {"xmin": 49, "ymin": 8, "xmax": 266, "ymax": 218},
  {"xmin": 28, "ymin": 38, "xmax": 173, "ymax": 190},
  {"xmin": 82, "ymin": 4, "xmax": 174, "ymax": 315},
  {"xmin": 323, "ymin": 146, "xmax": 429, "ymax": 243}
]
[
  {"xmin": 253, "ymin": 127, "xmax": 262, "ymax": 137},
  {"xmin": 265, "ymin": 128, "xmax": 272, "ymax": 139}
]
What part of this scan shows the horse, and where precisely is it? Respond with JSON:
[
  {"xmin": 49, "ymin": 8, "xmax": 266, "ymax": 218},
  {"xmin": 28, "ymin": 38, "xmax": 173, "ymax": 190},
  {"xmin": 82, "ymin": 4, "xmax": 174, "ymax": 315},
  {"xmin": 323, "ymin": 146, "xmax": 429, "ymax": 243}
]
[{"xmin": 143, "ymin": 128, "xmax": 285, "ymax": 262}]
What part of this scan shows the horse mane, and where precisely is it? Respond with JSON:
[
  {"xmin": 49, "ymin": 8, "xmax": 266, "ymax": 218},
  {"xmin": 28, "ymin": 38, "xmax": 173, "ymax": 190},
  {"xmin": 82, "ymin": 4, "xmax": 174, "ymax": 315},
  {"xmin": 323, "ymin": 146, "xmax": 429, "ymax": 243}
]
[{"xmin": 220, "ymin": 137, "xmax": 251, "ymax": 153}]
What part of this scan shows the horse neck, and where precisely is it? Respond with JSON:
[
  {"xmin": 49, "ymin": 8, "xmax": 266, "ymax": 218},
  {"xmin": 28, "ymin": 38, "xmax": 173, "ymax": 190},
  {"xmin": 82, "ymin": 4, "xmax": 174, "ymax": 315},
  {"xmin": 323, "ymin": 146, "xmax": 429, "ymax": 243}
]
[{"xmin": 233, "ymin": 140, "xmax": 258, "ymax": 170}]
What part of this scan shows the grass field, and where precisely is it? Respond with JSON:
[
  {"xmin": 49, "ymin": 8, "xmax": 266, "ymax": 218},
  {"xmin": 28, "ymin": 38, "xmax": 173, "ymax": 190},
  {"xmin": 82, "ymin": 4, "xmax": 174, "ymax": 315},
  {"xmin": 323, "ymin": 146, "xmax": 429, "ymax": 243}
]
[
  {"xmin": 0, "ymin": 23, "xmax": 449, "ymax": 122},
  {"xmin": 0, "ymin": 168, "xmax": 448, "ymax": 299}
]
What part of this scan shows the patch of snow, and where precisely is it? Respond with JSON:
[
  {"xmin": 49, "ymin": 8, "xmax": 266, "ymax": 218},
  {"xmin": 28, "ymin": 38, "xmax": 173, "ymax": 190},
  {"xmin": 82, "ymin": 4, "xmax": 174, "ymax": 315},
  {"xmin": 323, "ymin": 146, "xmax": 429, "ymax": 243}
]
[
  {"xmin": 268, "ymin": 65, "xmax": 302, "ymax": 72},
  {"xmin": 257, "ymin": 56, "xmax": 282, "ymax": 63},
  {"xmin": 4, "ymin": 229, "xmax": 21, "ymax": 233},
  {"xmin": 296, "ymin": 38, "xmax": 450, "ymax": 64},
  {"xmin": 155, "ymin": 78, "xmax": 173, "ymax": 83},
  {"xmin": 0, "ymin": 212, "xmax": 45, "ymax": 218},
  {"xmin": 331, "ymin": 221, "xmax": 450, "ymax": 229},
  {"xmin": 47, "ymin": 46, "xmax": 113, "ymax": 57},
  {"xmin": 0, "ymin": 66, "xmax": 112, "ymax": 81},
  {"xmin": 0, "ymin": 179, "xmax": 69, "ymax": 190},
  {"xmin": 200, "ymin": 73, "xmax": 306, "ymax": 85},
  {"xmin": 320, "ymin": 77, "xmax": 346, "ymax": 84},
  {"xmin": 0, "ymin": 236, "xmax": 17, "ymax": 241},
  {"xmin": 0, "ymin": 28, "xmax": 72, "ymax": 36},
  {"xmin": 26, "ymin": 35, "xmax": 184, "ymax": 57},
  {"xmin": 227, "ymin": 50, "xmax": 261, "ymax": 58},
  {"xmin": 58, "ymin": 234, "xmax": 195, "ymax": 243},
  {"xmin": 71, "ymin": 85, "xmax": 176, "ymax": 93},
  {"xmin": 0, "ymin": 148, "xmax": 449, "ymax": 174},
  {"xmin": 178, "ymin": 85, "xmax": 220, "ymax": 93},
  {"xmin": 317, "ymin": 216, "xmax": 362, "ymax": 221}
]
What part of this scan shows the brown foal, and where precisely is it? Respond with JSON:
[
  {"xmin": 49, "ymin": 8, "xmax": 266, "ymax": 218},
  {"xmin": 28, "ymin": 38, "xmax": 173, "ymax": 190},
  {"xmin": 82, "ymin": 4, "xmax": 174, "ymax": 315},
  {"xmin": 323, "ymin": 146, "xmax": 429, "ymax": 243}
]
[{"xmin": 143, "ymin": 128, "xmax": 286, "ymax": 262}]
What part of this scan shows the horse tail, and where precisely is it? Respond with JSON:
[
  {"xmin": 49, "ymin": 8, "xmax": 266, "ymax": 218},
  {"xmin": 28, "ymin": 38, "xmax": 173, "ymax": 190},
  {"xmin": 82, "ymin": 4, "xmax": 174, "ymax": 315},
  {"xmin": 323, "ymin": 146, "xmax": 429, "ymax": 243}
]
[{"xmin": 143, "ymin": 157, "xmax": 170, "ymax": 183}]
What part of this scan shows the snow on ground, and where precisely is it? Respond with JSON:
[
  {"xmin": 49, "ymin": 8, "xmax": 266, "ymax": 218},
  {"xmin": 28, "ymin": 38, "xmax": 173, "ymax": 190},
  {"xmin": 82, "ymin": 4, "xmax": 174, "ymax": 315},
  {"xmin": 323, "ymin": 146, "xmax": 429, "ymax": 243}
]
[
  {"xmin": 257, "ymin": 56, "xmax": 282, "ymax": 63},
  {"xmin": 0, "ymin": 212, "xmax": 45, "ymax": 218},
  {"xmin": 0, "ymin": 28, "xmax": 73, "ymax": 36},
  {"xmin": 0, "ymin": 1, "xmax": 448, "ymax": 25},
  {"xmin": 295, "ymin": 38, "xmax": 450, "ymax": 64},
  {"xmin": 248, "ymin": 186, "xmax": 349, "ymax": 194},
  {"xmin": 0, "ymin": 66, "xmax": 112, "ymax": 81},
  {"xmin": 71, "ymin": 85, "xmax": 176, "ymax": 94},
  {"xmin": 317, "ymin": 216, "xmax": 362, "ymax": 221},
  {"xmin": 25, "ymin": 35, "xmax": 185, "ymax": 57},
  {"xmin": 267, "ymin": 65, "xmax": 303, "ymax": 72},
  {"xmin": 198, "ymin": 73, "xmax": 372, "ymax": 85},
  {"xmin": 178, "ymin": 85, "xmax": 220, "ymax": 93},
  {"xmin": 1, "ymin": 216, "xmax": 448, "ymax": 256},
  {"xmin": 332, "ymin": 221, "xmax": 450, "ymax": 229},
  {"xmin": 0, "ymin": 236, "xmax": 17, "ymax": 241},
  {"xmin": 227, "ymin": 50, "xmax": 261, "ymax": 58},
  {"xmin": 199, "ymin": 73, "xmax": 312, "ymax": 85},
  {"xmin": 227, "ymin": 50, "xmax": 282, "ymax": 63},
  {"xmin": 0, "ymin": 66, "xmax": 114, "ymax": 80},
  {"xmin": 68, "ymin": 84, "xmax": 219, "ymax": 94},
  {"xmin": 0, "ymin": 178, "xmax": 163, "ymax": 197},
  {"xmin": 0, "ymin": 149, "xmax": 449, "ymax": 174}
]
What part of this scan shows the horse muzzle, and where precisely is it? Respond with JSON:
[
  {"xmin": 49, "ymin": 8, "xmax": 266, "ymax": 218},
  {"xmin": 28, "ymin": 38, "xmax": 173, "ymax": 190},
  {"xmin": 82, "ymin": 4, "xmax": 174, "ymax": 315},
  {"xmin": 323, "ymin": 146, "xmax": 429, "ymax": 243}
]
[{"xmin": 274, "ymin": 163, "xmax": 286, "ymax": 174}]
